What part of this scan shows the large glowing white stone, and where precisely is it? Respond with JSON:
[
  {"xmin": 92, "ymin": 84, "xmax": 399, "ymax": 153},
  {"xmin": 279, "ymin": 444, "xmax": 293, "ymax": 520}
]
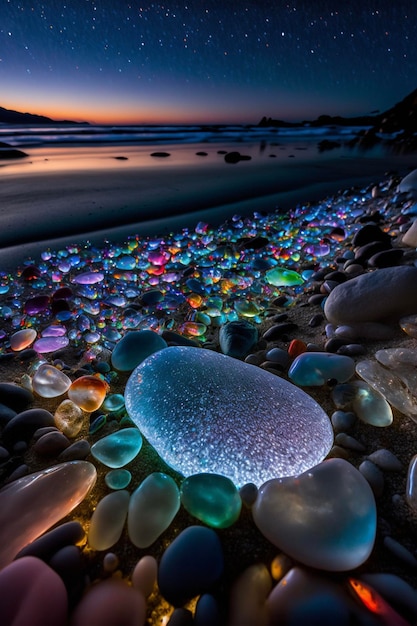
[{"xmin": 124, "ymin": 347, "xmax": 333, "ymax": 487}]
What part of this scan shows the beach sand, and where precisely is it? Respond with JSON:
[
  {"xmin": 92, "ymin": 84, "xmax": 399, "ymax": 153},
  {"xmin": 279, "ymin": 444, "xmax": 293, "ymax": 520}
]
[{"xmin": 1, "ymin": 147, "xmax": 417, "ymax": 623}]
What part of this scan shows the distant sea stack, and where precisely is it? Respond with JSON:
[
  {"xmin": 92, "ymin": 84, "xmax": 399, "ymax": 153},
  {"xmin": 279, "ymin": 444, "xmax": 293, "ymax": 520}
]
[{"xmin": 0, "ymin": 105, "xmax": 87, "ymax": 126}]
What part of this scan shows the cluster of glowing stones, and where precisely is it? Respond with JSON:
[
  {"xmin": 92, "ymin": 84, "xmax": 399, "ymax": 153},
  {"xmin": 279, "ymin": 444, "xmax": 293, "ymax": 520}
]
[
  {"xmin": 0, "ymin": 461, "xmax": 97, "ymax": 570},
  {"xmin": 252, "ymin": 458, "xmax": 377, "ymax": 571},
  {"xmin": 125, "ymin": 346, "xmax": 334, "ymax": 487},
  {"xmin": 32, "ymin": 364, "xmax": 72, "ymax": 398},
  {"xmin": 68, "ymin": 375, "xmax": 108, "ymax": 412},
  {"xmin": 91, "ymin": 428, "xmax": 143, "ymax": 468}
]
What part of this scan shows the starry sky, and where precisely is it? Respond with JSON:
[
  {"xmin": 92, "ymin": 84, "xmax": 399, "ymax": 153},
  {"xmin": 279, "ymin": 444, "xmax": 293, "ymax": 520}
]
[{"xmin": 1, "ymin": 1, "xmax": 416, "ymax": 125}]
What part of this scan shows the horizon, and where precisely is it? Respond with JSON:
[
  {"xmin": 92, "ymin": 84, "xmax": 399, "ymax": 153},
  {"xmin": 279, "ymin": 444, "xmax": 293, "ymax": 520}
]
[{"xmin": 1, "ymin": 2, "xmax": 416, "ymax": 126}]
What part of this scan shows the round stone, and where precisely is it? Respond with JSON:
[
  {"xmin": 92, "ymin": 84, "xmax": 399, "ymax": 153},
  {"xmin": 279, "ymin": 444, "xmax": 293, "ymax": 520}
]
[
  {"xmin": 32, "ymin": 364, "xmax": 72, "ymax": 398},
  {"xmin": 288, "ymin": 352, "xmax": 355, "ymax": 386},
  {"xmin": 10, "ymin": 328, "xmax": 37, "ymax": 351},
  {"xmin": 180, "ymin": 473, "xmax": 242, "ymax": 528},
  {"xmin": 125, "ymin": 347, "xmax": 333, "ymax": 487},
  {"xmin": 88, "ymin": 490, "xmax": 130, "ymax": 551},
  {"xmin": 158, "ymin": 525, "xmax": 224, "ymax": 607},
  {"xmin": 111, "ymin": 329, "xmax": 167, "ymax": 372},
  {"xmin": 54, "ymin": 399, "xmax": 85, "ymax": 437},
  {"xmin": 252, "ymin": 458, "xmax": 377, "ymax": 571},
  {"xmin": 68, "ymin": 375, "xmax": 108, "ymax": 412},
  {"xmin": 91, "ymin": 428, "xmax": 142, "ymax": 468}
]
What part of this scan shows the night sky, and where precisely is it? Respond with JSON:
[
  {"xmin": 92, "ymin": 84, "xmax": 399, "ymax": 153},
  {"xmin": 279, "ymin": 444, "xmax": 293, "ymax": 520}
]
[{"xmin": 1, "ymin": 1, "xmax": 416, "ymax": 125}]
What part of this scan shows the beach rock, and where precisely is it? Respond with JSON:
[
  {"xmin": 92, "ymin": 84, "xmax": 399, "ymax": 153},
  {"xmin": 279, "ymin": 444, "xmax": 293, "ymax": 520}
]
[
  {"xmin": 91, "ymin": 427, "xmax": 142, "ymax": 468},
  {"xmin": 58, "ymin": 439, "xmax": 91, "ymax": 461},
  {"xmin": 0, "ymin": 382, "xmax": 33, "ymax": 412},
  {"xmin": 88, "ymin": 490, "xmax": 130, "ymax": 551},
  {"xmin": 32, "ymin": 364, "xmax": 72, "ymax": 398},
  {"xmin": 2, "ymin": 408, "xmax": 55, "ymax": 445},
  {"xmin": 224, "ymin": 151, "xmax": 251, "ymax": 164},
  {"xmin": 262, "ymin": 322, "xmax": 298, "ymax": 340},
  {"xmin": 150, "ymin": 151, "xmax": 170, "ymax": 157},
  {"xmin": 111, "ymin": 329, "xmax": 167, "ymax": 371},
  {"xmin": 352, "ymin": 224, "xmax": 392, "ymax": 247},
  {"xmin": 334, "ymin": 322, "xmax": 397, "ymax": 340},
  {"xmin": 54, "ymin": 400, "xmax": 85, "ymax": 437},
  {"xmin": 398, "ymin": 168, "xmax": 417, "ymax": 195},
  {"xmin": 367, "ymin": 448, "xmax": 402, "ymax": 471},
  {"xmin": 402, "ymin": 219, "xmax": 417, "ymax": 247},
  {"xmin": 33, "ymin": 431, "xmax": 71, "ymax": 456},
  {"xmin": 131, "ymin": 555, "xmax": 158, "ymax": 597},
  {"xmin": 219, "ymin": 320, "xmax": 258, "ymax": 357},
  {"xmin": 105, "ymin": 468, "xmax": 132, "ymax": 489},
  {"xmin": 288, "ymin": 352, "xmax": 355, "ymax": 386},
  {"xmin": 324, "ymin": 266, "xmax": 417, "ymax": 325},
  {"xmin": 0, "ymin": 461, "xmax": 96, "ymax": 569},
  {"xmin": 15, "ymin": 521, "xmax": 85, "ymax": 561},
  {"xmin": 69, "ymin": 579, "xmax": 146, "ymax": 626},
  {"xmin": 333, "ymin": 380, "xmax": 393, "ymax": 426},
  {"xmin": 68, "ymin": 375, "xmax": 108, "ymax": 412},
  {"xmin": 229, "ymin": 564, "xmax": 271, "ymax": 626},
  {"xmin": 128, "ymin": 473, "xmax": 180, "ymax": 548},
  {"xmin": 125, "ymin": 346, "xmax": 333, "ymax": 487},
  {"xmin": 0, "ymin": 148, "xmax": 28, "ymax": 159},
  {"xmin": 195, "ymin": 594, "xmax": 221, "ymax": 626},
  {"xmin": 252, "ymin": 458, "xmax": 376, "ymax": 571},
  {"xmin": 266, "ymin": 567, "xmax": 351, "ymax": 626},
  {"xmin": 359, "ymin": 573, "xmax": 417, "ymax": 622},
  {"xmin": 358, "ymin": 459, "xmax": 385, "ymax": 497},
  {"xmin": 180, "ymin": 473, "xmax": 242, "ymax": 528},
  {"xmin": 158, "ymin": 525, "xmax": 224, "ymax": 606},
  {"xmin": 368, "ymin": 248, "xmax": 404, "ymax": 268},
  {"xmin": 0, "ymin": 556, "xmax": 68, "ymax": 626}
]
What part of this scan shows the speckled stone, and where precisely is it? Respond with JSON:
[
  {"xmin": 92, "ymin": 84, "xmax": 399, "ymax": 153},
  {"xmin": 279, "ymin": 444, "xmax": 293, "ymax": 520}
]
[{"xmin": 125, "ymin": 346, "xmax": 333, "ymax": 487}]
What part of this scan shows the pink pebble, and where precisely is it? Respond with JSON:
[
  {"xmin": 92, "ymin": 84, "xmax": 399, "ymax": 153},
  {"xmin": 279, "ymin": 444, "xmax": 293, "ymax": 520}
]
[
  {"xmin": 0, "ymin": 556, "xmax": 68, "ymax": 626},
  {"xmin": 70, "ymin": 579, "xmax": 146, "ymax": 626}
]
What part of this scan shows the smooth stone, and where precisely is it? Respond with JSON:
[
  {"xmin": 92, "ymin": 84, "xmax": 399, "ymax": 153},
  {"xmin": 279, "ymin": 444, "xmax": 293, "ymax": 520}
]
[
  {"xmin": 15, "ymin": 521, "xmax": 85, "ymax": 561},
  {"xmin": 49, "ymin": 545, "xmax": 84, "ymax": 598},
  {"xmin": 368, "ymin": 248, "xmax": 404, "ymax": 268},
  {"xmin": 332, "ymin": 380, "xmax": 393, "ymax": 427},
  {"xmin": 69, "ymin": 579, "xmax": 146, "ymax": 626},
  {"xmin": 54, "ymin": 399, "xmax": 85, "ymax": 438},
  {"xmin": 367, "ymin": 448, "xmax": 402, "ymax": 471},
  {"xmin": 331, "ymin": 410, "xmax": 356, "ymax": 431},
  {"xmin": 167, "ymin": 608, "xmax": 193, "ymax": 625},
  {"xmin": 324, "ymin": 266, "xmax": 417, "ymax": 325},
  {"xmin": 58, "ymin": 439, "xmax": 91, "ymax": 461},
  {"xmin": 359, "ymin": 573, "xmax": 417, "ymax": 623},
  {"xmin": 194, "ymin": 594, "xmax": 221, "ymax": 626},
  {"xmin": 265, "ymin": 347, "xmax": 290, "ymax": 368},
  {"xmin": 32, "ymin": 364, "xmax": 72, "ymax": 398},
  {"xmin": 239, "ymin": 482, "xmax": 258, "ymax": 507},
  {"xmin": 111, "ymin": 329, "xmax": 167, "ymax": 372},
  {"xmin": 91, "ymin": 428, "xmax": 142, "ymax": 468},
  {"xmin": 334, "ymin": 432, "xmax": 366, "ymax": 452},
  {"xmin": 262, "ymin": 322, "xmax": 298, "ymax": 341},
  {"xmin": 402, "ymin": 219, "xmax": 417, "ymax": 247},
  {"xmin": 0, "ymin": 556, "xmax": 68, "ymax": 626},
  {"xmin": 33, "ymin": 431, "xmax": 71, "ymax": 456},
  {"xmin": 358, "ymin": 460, "xmax": 385, "ymax": 497},
  {"xmin": 334, "ymin": 322, "xmax": 397, "ymax": 340},
  {"xmin": 2, "ymin": 408, "xmax": 55, "ymax": 445},
  {"xmin": 131, "ymin": 555, "xmax": 158, "ymax": 597},
  {"xmin": 10, "ymin": 328, "xmax": 37, "ymax": 351},
  {"xmin": 399, "ymin": 314, "xmax": 417, "ymax": 337},
  {"xmin": 265, "ymin": 267, "xmax": 304, "ymax": 286},
  {"xmin": 0, "ymin": 403, "xmax": 17, "ymax": 425},
  {"xmin": 33, "ymin": 336, "xmax": 69, "ymax": 353},
  {"xmin": 0, "ymin": 382, "xmax": 33, "ymax": 411},
  {"xmin": 0, "ymin": 461, "xmax": 96, "ymax": 569},
  {"xmin": 352, "ymin": 224, "xmax": 392, "ymax": 247},
  {"xmin": 229, "ymin": 564, "xmax": 272, "ymax": 626},
  {"xmin": 398, "ymin": 168, "xmax": 417, "ymax": 194},
  {"xmin": 406, "ymin": 454, "xmax": 417, "ymax": 511},
  {"xmin": 68, "ymin": 375, "xmax": 108, "ymax": 412},
  {"xmin": 288, "ymin": 352, "xmax": 355, "ymax": 386},
  {"xmin": 266, "ymin": 567, "xmax": 351, "ymax": 626},
  {"xmin": 128, "ymin": 472, "xmax": 180, "ymax": 548},
  {"xmin": 105, "ymin": 468, "xmax": 132, "ymax": 490},
  {"xmin": 219, "ymin": 320, "xmax": 258, "ymax": 358},
  {"xmin": 125, "ymin": 347, "xmax": 334, "ymax": 487},
  {"xmin": 383, "ymin": 536, "xmax": 417, "ymax": 568},
  {"xmin": 158, "ymin": 526, "xmax": 224, "ymax": 607},
  {"xmin": 252, "ymin": 458, "xmax": 377, "ymax": 571},
  {"xmin": 88, "ymin": 490, "xmax": 130, "ymax": 551},
  {"xmin": 180, "ymin": 473, "xmax": 242, "ymax": 528},
  {"xmin": 356, "ymin": 359, "xmax": 417, "ymax": 421}
]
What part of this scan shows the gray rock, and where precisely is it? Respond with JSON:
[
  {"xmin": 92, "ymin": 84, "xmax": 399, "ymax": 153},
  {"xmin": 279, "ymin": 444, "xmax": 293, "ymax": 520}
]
[
  {"xmin": 324, "ymin": 266, "xmax": 417, "ymax": 325},
  {"xmin": 219, "ymin": 320, "xmax": 258, "ymax": 358}
]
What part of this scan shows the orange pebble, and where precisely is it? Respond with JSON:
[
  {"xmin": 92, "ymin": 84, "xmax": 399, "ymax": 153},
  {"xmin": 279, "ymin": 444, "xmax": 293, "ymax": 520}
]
[
  {"xmin": 68, "ymin": 375, "xmax": 109, "ymax": 412},
  {"xmin": 288, "ymin": 339, "xmax": 307, "ymax": 358}
]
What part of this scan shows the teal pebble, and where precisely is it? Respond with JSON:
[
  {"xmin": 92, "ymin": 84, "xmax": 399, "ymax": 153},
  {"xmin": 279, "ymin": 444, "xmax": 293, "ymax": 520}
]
[
  {"xmin": 91, "ymin": 427, "xmax": 143, "ymax": 468},
  {"xmin": 180, "ymin": 473, "xmax": 242, "ymax": 528},
  {"xmin": 111, "ymin": 329, "xmax": 168, "ymax": 372},
  {"xmin": 102, "ymin": 394, "xmax": 125, "ymax": 413},
  {"xmin": 89, "ymin": 414, "xmax": 107, "ymax": 434},
  {"xmin": 105, "ymin": 469, "xmax": 132, "ymax": 490},
  {"xmin": 288, "ymin": 352, "xmax": 355, "ymax": 386}
]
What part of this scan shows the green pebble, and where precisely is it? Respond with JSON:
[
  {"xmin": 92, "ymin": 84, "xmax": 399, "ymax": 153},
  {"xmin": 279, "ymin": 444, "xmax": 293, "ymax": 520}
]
[
  {"xmin": 265, "ymin": 267, "xmax": 304, "ymax": 287},
  {"xmin": 180, "ymin": 473, "xmax": 242, "ymax": 529},
  {"xmin": 105, "ymin": 469, "xmax": 132, "ymax": 490},
  {"xmin": 103, "ymin": 393, "xmax": 125, "ymax": 413}
]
